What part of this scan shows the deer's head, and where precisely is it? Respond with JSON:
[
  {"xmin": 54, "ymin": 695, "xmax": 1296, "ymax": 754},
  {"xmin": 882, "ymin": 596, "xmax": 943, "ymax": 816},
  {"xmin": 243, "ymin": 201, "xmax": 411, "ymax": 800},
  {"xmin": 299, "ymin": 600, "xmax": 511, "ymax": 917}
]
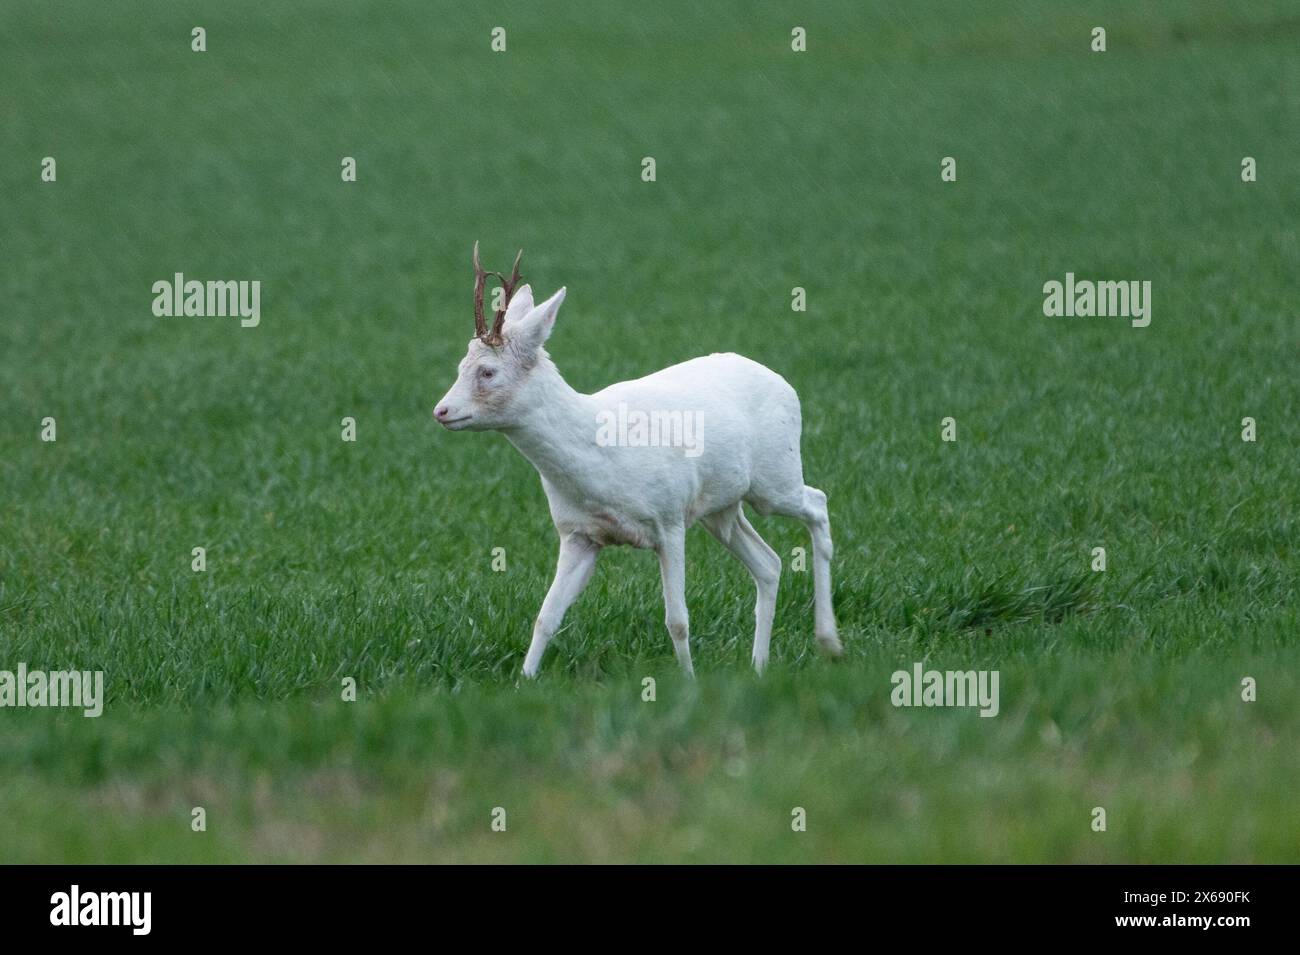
[{"xmin": 434, "ymin": 243, "xmax": 566, "ymax": 431}]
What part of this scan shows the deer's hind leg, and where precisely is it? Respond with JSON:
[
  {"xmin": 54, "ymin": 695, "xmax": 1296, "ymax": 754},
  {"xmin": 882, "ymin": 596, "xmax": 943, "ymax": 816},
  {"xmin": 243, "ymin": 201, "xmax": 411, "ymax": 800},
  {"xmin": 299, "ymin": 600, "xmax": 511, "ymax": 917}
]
[
  {"xmin": 701, "ymin": 504, "xmax": 782, "ymax": 673},
  {"xmin": 797, "ymin": 485, "xmax": 840, "ymax": 654},
  {"xmin": 748, "ymin": 484, "xmax": 840, "ymax": 656}
]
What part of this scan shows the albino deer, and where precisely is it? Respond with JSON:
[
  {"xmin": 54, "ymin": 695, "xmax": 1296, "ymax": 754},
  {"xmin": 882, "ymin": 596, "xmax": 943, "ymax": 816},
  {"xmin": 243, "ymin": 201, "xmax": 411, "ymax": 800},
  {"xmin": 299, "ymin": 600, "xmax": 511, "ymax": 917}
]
[{"xmin": 434, "ymin": 245, "xmax": 840, "ymax": 677}]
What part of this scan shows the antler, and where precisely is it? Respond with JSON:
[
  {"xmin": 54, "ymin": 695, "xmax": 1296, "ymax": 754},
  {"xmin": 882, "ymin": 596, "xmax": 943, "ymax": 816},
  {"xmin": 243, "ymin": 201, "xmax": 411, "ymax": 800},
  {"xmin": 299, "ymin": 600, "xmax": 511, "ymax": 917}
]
[
  {"xmin": 472, "ymin": 241, "xmax": 489, "ymax": 339},
  {"xmin": 472, "ymin": 242, "xmax": 524, "ymax": 347},
  {"xmin": 487, "ymin": 248, "xmax": 523, "ymax": 345}
]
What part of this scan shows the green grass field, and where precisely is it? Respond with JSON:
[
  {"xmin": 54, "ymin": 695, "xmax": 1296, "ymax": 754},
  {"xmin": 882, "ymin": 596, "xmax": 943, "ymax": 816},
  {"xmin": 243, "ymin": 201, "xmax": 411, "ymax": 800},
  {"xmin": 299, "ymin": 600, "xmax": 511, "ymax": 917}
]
[{"xmin": 1, "ymin": 1, "xmax": 1297, "ymax": 862}]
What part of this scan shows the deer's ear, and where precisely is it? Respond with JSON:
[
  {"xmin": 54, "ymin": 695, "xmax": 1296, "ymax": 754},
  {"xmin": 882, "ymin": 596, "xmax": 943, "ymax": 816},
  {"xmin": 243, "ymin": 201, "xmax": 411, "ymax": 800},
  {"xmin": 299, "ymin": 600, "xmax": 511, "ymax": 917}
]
[
  {"xmin": 510, "ymin": 287, "xmax": 565, "ymax": 350},
  {"xmin": 501, "ymin": 284, "xmax": 534, "ymax": 329}
]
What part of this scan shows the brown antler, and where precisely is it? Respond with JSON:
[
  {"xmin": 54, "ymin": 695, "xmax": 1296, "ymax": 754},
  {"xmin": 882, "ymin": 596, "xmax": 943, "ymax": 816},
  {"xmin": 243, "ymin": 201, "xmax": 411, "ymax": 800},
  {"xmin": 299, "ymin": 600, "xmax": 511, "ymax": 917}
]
[
  {"xmin": 472, "ymin": 243, "xmax": 525, "ymax": 347},
  {"xmin": 472, "ymin": 241, "xmax": 489, "ymax": 339},
  {"xmin": 487, "ymin": 248, "xmax": 523, "ymax": 345}
]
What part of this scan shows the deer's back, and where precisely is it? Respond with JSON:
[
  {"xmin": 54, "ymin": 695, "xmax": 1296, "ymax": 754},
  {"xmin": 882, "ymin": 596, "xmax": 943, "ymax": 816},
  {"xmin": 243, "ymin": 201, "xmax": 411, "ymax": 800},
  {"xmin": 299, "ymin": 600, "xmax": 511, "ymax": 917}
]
[
  {"xmin": 595, "ymin": 352, "xmax": 797, "ymax": 419},
  {"xmin": 574, "ymin": 353, "xmax": 804, "ymax": 529}
]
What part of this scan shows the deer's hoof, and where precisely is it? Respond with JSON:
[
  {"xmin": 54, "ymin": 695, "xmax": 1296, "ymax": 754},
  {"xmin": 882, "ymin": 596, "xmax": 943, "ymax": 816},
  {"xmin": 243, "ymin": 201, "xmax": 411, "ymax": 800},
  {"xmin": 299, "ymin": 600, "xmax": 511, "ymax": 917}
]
[{"xmin": 816, "ymin": 632, "xmax": 844, "ymax": 657}]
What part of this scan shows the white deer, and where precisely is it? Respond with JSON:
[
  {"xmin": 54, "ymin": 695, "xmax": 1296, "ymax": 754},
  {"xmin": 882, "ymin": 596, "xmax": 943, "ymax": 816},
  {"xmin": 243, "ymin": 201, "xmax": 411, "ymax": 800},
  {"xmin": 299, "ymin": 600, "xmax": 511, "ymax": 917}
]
[{"xmin": 434, "ymin": 245, "xmax": 840, "ymax": 677}]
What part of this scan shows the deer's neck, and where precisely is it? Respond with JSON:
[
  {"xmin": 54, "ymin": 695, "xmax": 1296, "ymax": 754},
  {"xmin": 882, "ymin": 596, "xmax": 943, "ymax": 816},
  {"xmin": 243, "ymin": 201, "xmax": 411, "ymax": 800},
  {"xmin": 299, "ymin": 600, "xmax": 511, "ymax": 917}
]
[{"xmin": 500, "ymin": 359, "xmax": 595, "ymax": 483}]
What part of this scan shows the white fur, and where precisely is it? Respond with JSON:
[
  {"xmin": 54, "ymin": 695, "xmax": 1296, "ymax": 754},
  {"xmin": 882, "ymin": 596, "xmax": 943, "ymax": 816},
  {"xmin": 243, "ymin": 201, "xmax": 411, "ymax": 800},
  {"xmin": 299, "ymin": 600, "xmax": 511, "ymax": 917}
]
[{"xmin": 435, "ymin": 284, "xmax": 840, "ymax": 677}]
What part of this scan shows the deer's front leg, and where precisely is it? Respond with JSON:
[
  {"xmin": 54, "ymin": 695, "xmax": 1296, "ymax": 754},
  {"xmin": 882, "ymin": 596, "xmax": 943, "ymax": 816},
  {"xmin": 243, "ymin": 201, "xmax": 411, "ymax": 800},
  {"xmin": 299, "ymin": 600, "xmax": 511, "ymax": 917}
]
[
  {"xmin": 656, "ymin": 527, "xmax": 694, "ymax": 677},
  {"xmin": 523, "ymin": 533, "xmax": 600, "ymax": 678}
]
